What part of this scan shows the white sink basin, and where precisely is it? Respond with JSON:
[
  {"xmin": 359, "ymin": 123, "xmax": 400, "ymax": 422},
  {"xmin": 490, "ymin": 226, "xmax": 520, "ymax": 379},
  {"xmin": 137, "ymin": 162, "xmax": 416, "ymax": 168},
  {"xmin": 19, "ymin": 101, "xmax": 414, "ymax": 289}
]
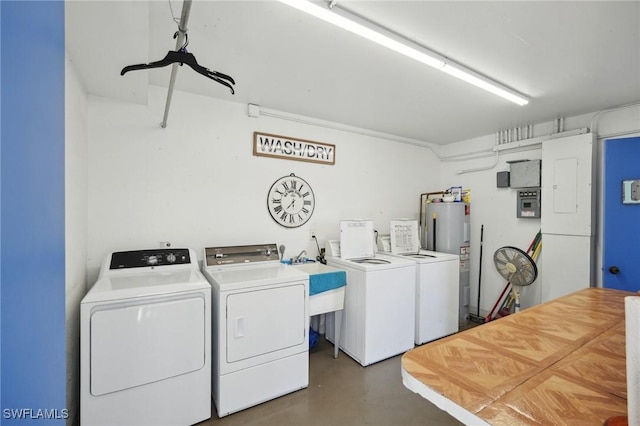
[{"xmin": 292, "ymin": 262, "xmax": 343, "ymax": 275}]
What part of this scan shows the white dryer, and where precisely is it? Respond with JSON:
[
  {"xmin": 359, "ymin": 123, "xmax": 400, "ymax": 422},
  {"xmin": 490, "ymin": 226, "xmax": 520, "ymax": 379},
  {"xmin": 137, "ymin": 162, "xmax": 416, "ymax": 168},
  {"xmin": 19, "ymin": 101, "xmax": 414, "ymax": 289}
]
[
  {"xmin": 80, "ymin": 248, "xmax": 211, "ymax": 426},
  {"xmin": 325, "ymin": 220, "xmax": 416, "ymax": 366},
  {"xmin": 202, "ymin": 244, "xmax": 309, "ymax": 417}
]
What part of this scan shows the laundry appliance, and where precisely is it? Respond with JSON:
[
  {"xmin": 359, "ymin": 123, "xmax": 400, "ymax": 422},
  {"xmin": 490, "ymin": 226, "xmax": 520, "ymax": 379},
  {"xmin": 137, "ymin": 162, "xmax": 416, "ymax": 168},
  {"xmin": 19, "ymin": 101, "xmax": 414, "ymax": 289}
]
[
  {"xmin": 381, "ymin": 219, "xmax": 460, "ymax": 344},
  {"xmin": 325, "ymin": 220, "xmax": 416, "ymax": 366},
  {"xmin": 80, "ymin": 248, "xmax": 211, "ymax": 426},
  {"xmin": 202, "ymin": 243, "xmax": 309, "ymax": 417}
]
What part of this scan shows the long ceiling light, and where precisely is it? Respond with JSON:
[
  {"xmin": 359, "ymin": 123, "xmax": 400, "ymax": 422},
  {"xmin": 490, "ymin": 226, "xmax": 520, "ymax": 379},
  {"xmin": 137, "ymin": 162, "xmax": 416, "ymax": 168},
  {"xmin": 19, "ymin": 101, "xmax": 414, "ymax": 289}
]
[{"xmin": 278, "ymin": 0, "xmax": 529, "ymax": 106}]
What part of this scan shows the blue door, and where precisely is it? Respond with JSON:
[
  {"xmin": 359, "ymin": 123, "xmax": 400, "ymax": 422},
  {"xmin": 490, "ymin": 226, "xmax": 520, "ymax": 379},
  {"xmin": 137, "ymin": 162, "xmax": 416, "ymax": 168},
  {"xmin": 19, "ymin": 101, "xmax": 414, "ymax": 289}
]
[{"xmin": 603, "ymin": 137, "xmax": 640, "ymax": 291}]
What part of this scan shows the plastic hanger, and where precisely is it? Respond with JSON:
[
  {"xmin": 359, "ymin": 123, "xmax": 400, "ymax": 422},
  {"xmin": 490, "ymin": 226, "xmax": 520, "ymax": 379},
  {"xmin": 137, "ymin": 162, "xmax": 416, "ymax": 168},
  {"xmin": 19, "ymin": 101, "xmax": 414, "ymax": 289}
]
[{"xmin": 120, "ymin": 32, "xmax": 235, "ymax": 94}]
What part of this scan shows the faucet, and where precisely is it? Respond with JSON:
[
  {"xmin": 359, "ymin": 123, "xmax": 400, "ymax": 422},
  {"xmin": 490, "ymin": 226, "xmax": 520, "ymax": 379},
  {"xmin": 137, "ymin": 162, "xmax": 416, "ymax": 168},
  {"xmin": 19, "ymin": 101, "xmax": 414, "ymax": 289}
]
[{"xmin": 292, "ymin": 250, "xmax": 307, "ymax": 264}]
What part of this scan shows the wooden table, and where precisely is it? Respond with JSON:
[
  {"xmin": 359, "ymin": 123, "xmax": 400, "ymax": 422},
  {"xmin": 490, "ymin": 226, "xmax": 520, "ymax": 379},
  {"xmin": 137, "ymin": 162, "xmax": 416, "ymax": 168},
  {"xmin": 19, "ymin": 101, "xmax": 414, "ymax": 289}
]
[{"xmin": 402, "ymin": 288, "xmax": 633, "ymax": 425}]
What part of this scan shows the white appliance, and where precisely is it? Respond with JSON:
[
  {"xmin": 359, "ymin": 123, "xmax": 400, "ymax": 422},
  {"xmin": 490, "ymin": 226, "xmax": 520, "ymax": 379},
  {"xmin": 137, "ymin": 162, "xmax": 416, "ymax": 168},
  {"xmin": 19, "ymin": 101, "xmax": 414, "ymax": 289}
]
[
  {"xmin": 384, "ymin": 219, "xmax": 460, "ymax": 344},
  {"xmin": 201, "ymin": 243, "xmax": 309, "ymax": 417},
  {"xmin": 325, "ymin": 220, "xmax": 416, "ymax": 366},
  {"xmin": 80, "ymin": 248, "xmax": 211, "ymax": 426}
]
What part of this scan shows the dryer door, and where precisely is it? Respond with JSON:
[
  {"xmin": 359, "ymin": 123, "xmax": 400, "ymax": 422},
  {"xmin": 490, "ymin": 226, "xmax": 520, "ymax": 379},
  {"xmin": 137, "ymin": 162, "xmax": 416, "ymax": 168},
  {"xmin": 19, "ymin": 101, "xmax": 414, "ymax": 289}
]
[
  {"xmin": 226, "ymin": 284, "xmax": 306, "ymax": 363},
  {"xmin": 90, "ymin": 295, "xmax": 206, "ymax": 396}
]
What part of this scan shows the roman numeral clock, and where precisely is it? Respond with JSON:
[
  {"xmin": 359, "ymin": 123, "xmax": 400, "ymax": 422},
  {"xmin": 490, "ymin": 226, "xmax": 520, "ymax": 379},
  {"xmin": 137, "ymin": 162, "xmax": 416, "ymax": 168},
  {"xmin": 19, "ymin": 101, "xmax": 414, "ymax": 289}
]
[{"xmin": 267, "ymin": 173, "xmax": 315, "ymax": 228}]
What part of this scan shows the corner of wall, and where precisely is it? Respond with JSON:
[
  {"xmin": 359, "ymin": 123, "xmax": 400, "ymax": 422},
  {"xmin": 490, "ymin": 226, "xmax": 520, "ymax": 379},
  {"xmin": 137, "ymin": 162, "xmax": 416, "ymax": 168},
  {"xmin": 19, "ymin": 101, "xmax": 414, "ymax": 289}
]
[{"xmin": 65, "ymin": 54, "xmax": 89, "ymax": 426}]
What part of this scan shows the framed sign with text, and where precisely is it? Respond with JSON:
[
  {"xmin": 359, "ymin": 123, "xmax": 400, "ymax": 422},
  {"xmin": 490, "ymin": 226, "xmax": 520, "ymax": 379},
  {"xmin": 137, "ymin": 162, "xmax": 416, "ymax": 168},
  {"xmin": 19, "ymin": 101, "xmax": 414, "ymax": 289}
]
[{"xmin": 253, "ymin": 132, "xmax": 335, "ymax": 165}]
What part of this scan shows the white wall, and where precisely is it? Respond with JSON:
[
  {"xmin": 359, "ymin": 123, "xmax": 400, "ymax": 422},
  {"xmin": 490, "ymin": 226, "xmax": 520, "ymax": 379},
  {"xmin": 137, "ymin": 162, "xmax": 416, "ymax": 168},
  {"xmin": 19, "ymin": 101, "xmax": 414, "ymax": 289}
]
[
  {"xmin": 84, "ymin": 84, "xmax": 638, "ymax": 309},
  {"xmin": 86, "ymin": 86, "xmax": 441, "ymax": 282},
  {"xmin": 441, "ymin": 137, "xmax": 542, "ymax": 316},
  {"xmin": 440, "ymin": 104, "xmax": 640, "ymax": 317},
  {"xmin": 65, "ymin": 57, "xmax": 88, "ymax": 426}
]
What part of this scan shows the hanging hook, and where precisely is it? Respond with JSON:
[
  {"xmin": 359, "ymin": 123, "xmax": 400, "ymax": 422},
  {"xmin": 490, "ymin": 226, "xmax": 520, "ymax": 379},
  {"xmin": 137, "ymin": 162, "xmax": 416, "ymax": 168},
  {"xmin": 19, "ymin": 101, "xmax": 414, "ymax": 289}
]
[{"xmin": 173, "ymin": 31, "xmax": 189, "ymax": 52}]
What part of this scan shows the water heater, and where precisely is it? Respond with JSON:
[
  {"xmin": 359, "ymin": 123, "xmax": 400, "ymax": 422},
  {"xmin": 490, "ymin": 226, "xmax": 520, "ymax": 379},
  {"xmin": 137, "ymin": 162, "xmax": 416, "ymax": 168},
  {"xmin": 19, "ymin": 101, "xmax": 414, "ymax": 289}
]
[{"xmin": 422, "ymin": 202, "xmax": 470, "ymax": 324}]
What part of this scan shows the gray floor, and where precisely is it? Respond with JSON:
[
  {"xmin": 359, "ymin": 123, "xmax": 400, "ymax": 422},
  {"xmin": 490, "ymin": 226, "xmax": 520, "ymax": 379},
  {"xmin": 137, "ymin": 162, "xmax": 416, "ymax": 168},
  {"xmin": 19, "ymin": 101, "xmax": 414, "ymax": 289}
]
[{"xmin": 197, "ymin": 338, "xmax": 464, "ymax": 426}]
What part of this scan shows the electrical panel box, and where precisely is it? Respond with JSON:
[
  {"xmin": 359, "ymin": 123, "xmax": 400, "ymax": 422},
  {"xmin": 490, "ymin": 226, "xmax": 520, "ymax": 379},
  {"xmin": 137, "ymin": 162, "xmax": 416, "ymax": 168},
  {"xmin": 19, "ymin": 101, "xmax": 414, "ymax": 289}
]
[
  {"xmin": 541, "ymin": 134, "xmax": 594, "ymax": 236},
  {"xmin": 517, "ymin": 189, "xmax": 541, "ymax": 218},
  {"xmin": 510, "ymin": 160, "xmax": 541, "ymax": 188}
]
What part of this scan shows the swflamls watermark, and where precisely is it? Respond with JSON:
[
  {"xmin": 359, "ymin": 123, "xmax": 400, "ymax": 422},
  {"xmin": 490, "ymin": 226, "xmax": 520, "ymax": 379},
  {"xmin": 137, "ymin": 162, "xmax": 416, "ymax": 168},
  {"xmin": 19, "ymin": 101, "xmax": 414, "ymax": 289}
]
[{"xmin": 3, "ymin": 408, "xmax": 69, "ymax": 420}]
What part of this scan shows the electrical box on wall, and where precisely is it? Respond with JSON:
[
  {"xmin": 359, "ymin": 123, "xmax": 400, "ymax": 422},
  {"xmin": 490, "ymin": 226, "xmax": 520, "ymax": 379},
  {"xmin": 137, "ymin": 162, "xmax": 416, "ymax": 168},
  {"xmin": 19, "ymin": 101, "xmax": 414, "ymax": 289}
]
[
  {"xmin": 517, "ymin": 189, "xmax": 541, "ymax": 218},
  {"xmin": 510, "ymin": 160, "xmax": 541, "ymax": 188},
  {"xmin": 496, "ymin": 171, "xmax": 510, "ymax": 188}
]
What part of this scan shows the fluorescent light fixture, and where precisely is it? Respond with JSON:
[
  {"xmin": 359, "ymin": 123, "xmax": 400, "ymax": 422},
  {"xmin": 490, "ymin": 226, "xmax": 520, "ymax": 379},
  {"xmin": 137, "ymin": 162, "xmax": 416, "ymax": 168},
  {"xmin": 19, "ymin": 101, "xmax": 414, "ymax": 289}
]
[
  {"xmin": 442, "ymin": 63, "xmax": 529, "ymax": 106},
  {"xmin": 278, "ymin": 0, "xmax": 529, "ymax": 106}
]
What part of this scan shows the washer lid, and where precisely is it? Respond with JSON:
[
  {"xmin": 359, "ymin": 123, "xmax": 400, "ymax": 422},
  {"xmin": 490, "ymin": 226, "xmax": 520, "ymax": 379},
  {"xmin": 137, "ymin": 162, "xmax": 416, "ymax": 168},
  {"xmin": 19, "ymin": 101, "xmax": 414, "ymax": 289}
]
[
  {"xmin": 415, "ymin": 249, "xmax": 460, "ymax": 262},
  {"xmin": 327, "ymin": 252, "xmax": 415, "ymax": 271},
  {"xmin": 390, "ymin": 219, "xmax": 420, "ymax": 255},
  {"xmin": 352, "ymin": 258, "xmax": 391, "ymax": 265},
  {"xmin": 340, "ymin": 219, "xmax": 375, "ymax": 259},
  {"xmin": 402, "ymin": 253, "xmax": 437, "ymax": 259},
  {"xmin": 82, "ymin": 269, "xmax": 210, "ymax": 304}
]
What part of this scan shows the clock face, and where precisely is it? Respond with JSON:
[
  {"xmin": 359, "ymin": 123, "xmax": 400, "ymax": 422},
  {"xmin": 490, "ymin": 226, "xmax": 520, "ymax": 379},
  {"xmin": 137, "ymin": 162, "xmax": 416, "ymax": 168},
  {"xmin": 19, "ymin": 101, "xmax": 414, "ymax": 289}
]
[{"xmin": 267, "ymin": 174, "xmax": 315, "ymax": 228}]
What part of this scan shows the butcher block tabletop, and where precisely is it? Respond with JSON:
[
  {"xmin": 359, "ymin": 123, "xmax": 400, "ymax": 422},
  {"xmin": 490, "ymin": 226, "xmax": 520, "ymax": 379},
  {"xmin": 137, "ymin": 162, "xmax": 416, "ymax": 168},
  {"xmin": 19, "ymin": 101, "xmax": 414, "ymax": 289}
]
[{"xmin": 401, "ymin": 287, "xmax": 634, "ymax": 425}]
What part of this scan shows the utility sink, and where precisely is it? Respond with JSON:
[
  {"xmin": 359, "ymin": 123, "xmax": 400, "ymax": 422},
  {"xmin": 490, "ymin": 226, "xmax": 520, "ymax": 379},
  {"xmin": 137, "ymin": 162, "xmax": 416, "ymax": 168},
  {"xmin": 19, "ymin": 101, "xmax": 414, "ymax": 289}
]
[
  {"xmin": 292, "ymin": 262, "xmax": 341, "ymax": 275},
  {"xmin": 290, "ymin": 262, "xmax": 347, "ymax": 359},
  {"xmin": 289, "ymin": 262, "xmax": 346, "ymax": 296}
]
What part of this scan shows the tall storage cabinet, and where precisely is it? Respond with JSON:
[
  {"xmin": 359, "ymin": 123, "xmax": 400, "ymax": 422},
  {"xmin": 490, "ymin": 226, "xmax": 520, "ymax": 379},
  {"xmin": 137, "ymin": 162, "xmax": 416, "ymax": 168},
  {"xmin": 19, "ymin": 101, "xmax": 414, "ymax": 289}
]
[{"xmin": 540, "ymin": 133, "xmax": 596, "ymax": 302}]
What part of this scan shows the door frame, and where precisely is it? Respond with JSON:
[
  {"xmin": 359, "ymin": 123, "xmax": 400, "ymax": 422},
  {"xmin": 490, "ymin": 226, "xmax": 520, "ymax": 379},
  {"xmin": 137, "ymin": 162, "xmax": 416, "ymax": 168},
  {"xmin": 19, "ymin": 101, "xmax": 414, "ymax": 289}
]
[{"xmin": 600, "ymin": 136, "xmax": 640, "ymax": 290}]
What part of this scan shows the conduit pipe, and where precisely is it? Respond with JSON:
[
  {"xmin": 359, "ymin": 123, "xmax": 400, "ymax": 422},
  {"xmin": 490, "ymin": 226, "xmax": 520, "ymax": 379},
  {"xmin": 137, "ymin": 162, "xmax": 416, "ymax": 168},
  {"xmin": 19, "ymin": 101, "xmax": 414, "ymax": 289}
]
[
  {"xmin": 455, "ymin": 151, "xmax": 499, "ymax": 175},
  {"xmin": 248, "ymin": 103, "xmax": 442, "ymax": 155},
  {"xmin": 161, "ymin": 0, "xmax": 192, "ymax": 128},
  {"xmin": 589, "ymin": 101, "xmax": 640, "ymax": 137}
]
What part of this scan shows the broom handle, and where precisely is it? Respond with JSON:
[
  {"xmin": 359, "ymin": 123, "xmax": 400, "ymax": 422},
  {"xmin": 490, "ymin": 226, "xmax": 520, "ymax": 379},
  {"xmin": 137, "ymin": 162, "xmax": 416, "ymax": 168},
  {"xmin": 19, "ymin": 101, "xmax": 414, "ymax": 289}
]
[
  {"xmin": 485, "ymin": 282, "xmax": 511, "ymax": 322},
  {"xmin": 526, "ymin": 230, "xmax": 541, "ymax": 254},
  {"xmin": 477, "ymin": 225, "xmax": 484, "ymax": 317},
  {"xmin": 531, "ymin": 241, "xmax": 542, "ymax": 261},
  {"xmin": 432, "ymin": 213, "xmax": 437, "ymax": 251}
]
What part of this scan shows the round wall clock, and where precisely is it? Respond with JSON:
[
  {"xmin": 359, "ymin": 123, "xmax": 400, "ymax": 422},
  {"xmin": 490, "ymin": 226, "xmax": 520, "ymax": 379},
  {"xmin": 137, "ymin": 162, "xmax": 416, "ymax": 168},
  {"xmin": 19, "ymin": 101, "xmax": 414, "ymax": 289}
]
[{"xmin": 267, "ymin": 173, "xmax": 315, "ymax": 228}]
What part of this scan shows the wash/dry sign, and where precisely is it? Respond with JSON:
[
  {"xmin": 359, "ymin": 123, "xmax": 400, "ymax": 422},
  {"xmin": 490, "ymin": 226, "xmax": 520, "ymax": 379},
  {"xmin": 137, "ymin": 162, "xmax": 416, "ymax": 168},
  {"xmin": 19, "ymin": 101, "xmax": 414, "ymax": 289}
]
[{"xmin": 253, "ymin": 132, "xmax": 335, "ymax": 165}]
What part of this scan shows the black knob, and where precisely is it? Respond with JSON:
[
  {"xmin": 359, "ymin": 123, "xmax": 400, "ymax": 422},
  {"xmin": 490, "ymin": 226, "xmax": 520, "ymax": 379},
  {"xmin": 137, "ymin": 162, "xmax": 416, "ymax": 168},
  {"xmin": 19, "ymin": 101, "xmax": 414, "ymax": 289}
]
[{"xmin": 609, "ymin": 266, "xmax": 620, "ymax": 275}]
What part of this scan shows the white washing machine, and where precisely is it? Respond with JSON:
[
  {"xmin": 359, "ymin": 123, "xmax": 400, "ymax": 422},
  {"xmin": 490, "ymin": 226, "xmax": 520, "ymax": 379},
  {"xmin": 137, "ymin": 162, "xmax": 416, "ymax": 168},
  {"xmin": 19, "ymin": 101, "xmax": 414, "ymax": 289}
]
[
  {"xmin": 80, "ymin": 248, "xmax": 211, "ymax": 426},
  {"xmin": 325, "ymin": 220, "xmax": 416, "ymax": 366},
  {"xmin": 380, "ymin": 219, "xmax": 460, "ymax": 344},
  {"xmin": 201, "ymin": 243, "xmax": 309, "ymax": 417}
]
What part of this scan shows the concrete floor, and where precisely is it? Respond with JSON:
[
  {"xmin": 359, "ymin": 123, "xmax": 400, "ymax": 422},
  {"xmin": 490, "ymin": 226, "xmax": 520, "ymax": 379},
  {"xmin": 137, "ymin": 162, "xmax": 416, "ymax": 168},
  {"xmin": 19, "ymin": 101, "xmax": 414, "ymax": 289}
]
[{"xmin": 197, "ymin": 338, "xmax": 464, "ymax": 426}]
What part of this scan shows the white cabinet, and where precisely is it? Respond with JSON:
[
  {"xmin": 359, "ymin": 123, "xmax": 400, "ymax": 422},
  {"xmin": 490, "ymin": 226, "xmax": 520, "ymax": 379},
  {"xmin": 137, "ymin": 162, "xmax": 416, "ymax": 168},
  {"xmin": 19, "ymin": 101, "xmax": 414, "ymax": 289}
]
[
  {"xmin": 541, "ymin": 133, "xmax": 596, "ymax": 236},
  {"xmin": 540, "ymin": 133, "xmax": 596, "ymax": 302}
]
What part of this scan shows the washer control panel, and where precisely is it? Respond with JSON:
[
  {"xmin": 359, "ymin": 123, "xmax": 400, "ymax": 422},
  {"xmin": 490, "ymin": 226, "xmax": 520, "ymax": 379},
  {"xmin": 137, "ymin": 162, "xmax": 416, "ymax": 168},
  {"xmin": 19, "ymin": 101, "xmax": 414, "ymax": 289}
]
[
  {"xmin": 204, "ymin": 244, "xmax": 279, "ymax": 266},
  {"xmin": 109, "ymin": 249, "xmax": 191, "ymax": 269}
]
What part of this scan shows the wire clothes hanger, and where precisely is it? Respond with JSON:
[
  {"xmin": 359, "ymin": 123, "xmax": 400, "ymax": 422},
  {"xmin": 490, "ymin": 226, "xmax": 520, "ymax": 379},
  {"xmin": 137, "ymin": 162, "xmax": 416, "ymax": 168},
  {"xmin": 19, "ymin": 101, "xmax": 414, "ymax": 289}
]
[{"xmin": 121, "ymin": 32, "xmax": 235, "ymax": 94}]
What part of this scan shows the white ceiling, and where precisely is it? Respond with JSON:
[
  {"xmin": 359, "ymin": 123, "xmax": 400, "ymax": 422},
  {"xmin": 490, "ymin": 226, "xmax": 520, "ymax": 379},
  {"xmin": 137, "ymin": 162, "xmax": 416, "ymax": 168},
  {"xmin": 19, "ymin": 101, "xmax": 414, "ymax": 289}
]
[{"xmin": 66, "ymin": 1, "xmax": 640, "ymax": 145}]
